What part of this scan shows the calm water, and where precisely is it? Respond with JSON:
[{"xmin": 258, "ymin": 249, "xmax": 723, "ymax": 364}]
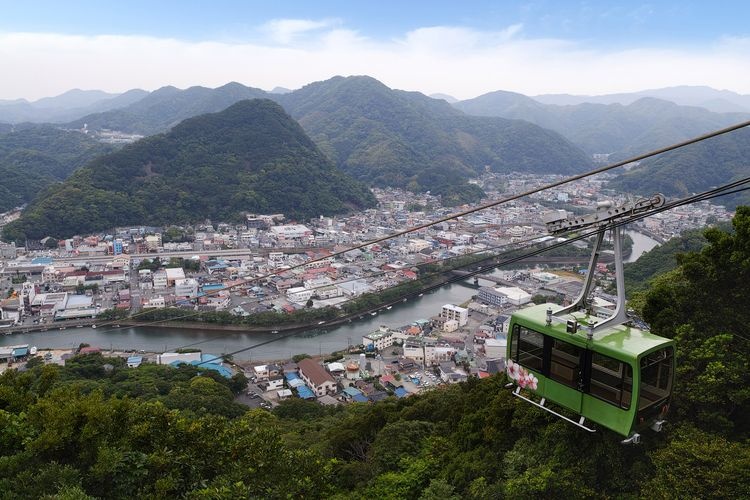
[
  {"xmin": 1, "ymin": 281, "xmax": 478, "ymax": 361},
  {"xmin": 624, "ymin": 230, "xmax": 660, "ymax": 263}
]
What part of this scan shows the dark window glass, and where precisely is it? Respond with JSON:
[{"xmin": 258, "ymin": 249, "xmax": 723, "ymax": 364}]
[
  {"xmin": 589, "ymin": 352, "xmax": 632, "ymax": 409},
  {"xmin": 639, "ymin": 348, "xmax": 673, "ymax": 410},
  {"xmin": 549, "ymin": 339, "xmax": 581, "ymax": 388},
  {"xmin": 513, "ymin": 326, "xmax": 544, "ymax": 372}
]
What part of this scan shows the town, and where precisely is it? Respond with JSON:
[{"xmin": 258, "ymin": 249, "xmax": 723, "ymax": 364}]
[{"xmin": 0, "ymin": 172, "xmax": 733, "ymax": 409}]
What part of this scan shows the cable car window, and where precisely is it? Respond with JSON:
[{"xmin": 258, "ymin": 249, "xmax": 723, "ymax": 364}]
[
  {"xmin": 589, "ymin": 352, "xmax": 632, "ymax": 409},
  {"xmin": 513, "ymin": 326, "xmax": 544, "ymax": 372},
  {"xmin": 549, "ymin": 339, "xmax": 581, "ymax": 388},
  {"xmin": 639, "ymin": 348, "xmax": 673, "ymax": 410}
]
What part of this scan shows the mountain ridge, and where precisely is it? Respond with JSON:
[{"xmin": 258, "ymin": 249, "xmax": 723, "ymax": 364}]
[{"xmin": 2, "ymin": 99, "xmax": 376, "ymax": 240}]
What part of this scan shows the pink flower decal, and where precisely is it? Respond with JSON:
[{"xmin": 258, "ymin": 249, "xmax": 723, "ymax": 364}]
[{"xmin": 506, "ymin": 359, "xmax": 538, "ymax": 391}]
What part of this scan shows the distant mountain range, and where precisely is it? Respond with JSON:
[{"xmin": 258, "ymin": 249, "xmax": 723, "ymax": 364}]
[
  {"xmin": 0, "ymin": 89, "xmax": 149, "ymax": 123},
  {"xmin": 0, "ymin": 127, "xmax": 113, "ymax": 213},
  {"xmin": 454, "ymin": 91, "xmax": 749, "ymax": 159},
  {"xmin": 533, "ymin": 86, "xmax": 750, "ymax": 113},
  {"xmin": 2, "ymin": 100, "xmax": 376, "ymax": 241}
]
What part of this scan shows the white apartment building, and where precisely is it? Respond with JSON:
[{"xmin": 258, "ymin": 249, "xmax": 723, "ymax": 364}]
[{"xmin": 441, "ymin": 304, "xmax": 468, "ymax": 327}]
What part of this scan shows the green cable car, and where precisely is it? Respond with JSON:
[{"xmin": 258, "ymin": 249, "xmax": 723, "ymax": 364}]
[
  {"xmin": 506, "ymin": 303, "xmax": 674, "ymax": 439},
  {"xmin": 506, "ymin": 195, "xmax": 674, "ymax": 442}
]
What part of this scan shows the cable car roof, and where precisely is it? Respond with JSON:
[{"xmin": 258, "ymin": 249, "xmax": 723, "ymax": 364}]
[{"xmin": 512, "ymin": 303, "xmax": 674, "ymax": 359}]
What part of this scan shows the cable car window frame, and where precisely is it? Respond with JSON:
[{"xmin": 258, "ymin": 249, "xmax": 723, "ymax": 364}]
[
  {"xmin": 549, "ymin": 338, "xmax": 583, "ymax": 389},
  {"xmin": 639, "ymin": 347, "xmax": 673, "ymax": 411},
  {"xmin": 589, "ymin": 351, "xmax": 632, "ymax": 409},
  {"xmin": 512, "ymin": 325, "xmax": 545, "ymax": 373}
]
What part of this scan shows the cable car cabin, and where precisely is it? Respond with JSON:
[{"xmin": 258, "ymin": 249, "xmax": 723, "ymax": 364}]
[{"xmin": 506, "ymin": 303, "xmax": 674, "ymax": 438}]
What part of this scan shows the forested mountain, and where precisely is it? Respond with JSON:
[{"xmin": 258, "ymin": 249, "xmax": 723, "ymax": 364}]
[
  {"xmin": 1, "ymin": 211, "xmax": 749, "ymax": 498},
  {"xmin": 63, "ymin": 76, "xmax": 591, "ymax": 204},
  {"xmin": 0, "ymin": 89, "xmax": 149, "ymax": 123},
  {"xmin": 608, "ymin": 127, "xmax": 750, "ymax": 207},
  {"xmin": 2, "ymin": 100, "xmax": 375, "ymax": 240},
  {"xmin": 454, "ymin": 91, "xmax": 749, "ymax": 158},
  {"xmin": 0, "ymin": 127, "xmax": 113, "ymax": 212},
  {"xmin": 275, "ymin": 76, "xmax": 592, "ymax": 203},
  {"xmin": 67, "ymin": 83, "xmax": 268, "ymax": 135}
]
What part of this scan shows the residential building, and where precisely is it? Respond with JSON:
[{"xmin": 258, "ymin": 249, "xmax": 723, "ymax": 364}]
[
  {"xmin": 297, "ymin": 358, "xmax": 337, "ymax": 396},
  {"xmin": 362, "ymin": 326, "xmax": 395, "ymax": 351},
  {"xmin": 441, "ymin": 304, "xmax": 468, "ymax": 327}
]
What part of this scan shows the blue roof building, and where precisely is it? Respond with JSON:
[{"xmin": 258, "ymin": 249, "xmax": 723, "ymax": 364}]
[
  {"xmin": 296, "ymin": 385, "xmax": 316, "ymax": 400},
  {"xmin": 352, "ymin": 394, "xmax": 369, "ymax": 403},
  {"xmin": 394, "ymin": 387, "xmax": 409, "ymax": 398}
]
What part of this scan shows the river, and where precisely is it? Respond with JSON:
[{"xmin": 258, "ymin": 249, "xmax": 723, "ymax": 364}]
[
  {"xmin": 0, "ymin": 281, "xmax": 480, "ymax": 362},
  {"xmin": 624, "ymin": 230, "xmax": 660, "ymax": 263}
]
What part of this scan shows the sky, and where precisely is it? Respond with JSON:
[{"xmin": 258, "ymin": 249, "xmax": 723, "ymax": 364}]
[{"xmin": 1, "ymin": 0, "xmax": 749, "ymax": 101}]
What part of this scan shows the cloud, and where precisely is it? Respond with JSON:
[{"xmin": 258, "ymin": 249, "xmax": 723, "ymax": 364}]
[
  {"xmin": 1, "ymin": 21, "xmax": 749, "ymax": 101},
  {"xmin": 260, "ymin": 18, "xmax": 341, "ymax": 45}
]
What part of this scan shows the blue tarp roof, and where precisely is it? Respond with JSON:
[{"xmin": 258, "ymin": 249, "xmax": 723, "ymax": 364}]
[
  {"xmin": 190, "ymin": 361, "xmax": 232, "ymax": 378},
  {"xmin": 288, "ymin": 378, "xmax": 305, "ymax": 388},
  {"xmin": 126, "ymin": 356, "xmax": 143, "ymax": 364},
  {"xmin": 31, "ymin": 257, "xmax": 53, "ymax": 265},
  {"xmin": 394, "ymin": 387, "xmax": 408, "ymax": 398},
  {"xmin": 352, "ymin": 394, "xmax": 369, "ymax": 403},
  {"xmin": 343, "ymin": 387, "xmax": 363, "ymax": 397},
  {"xmin": 12, "ymin": 347, "xmax": 29, "ymax": 357},
  {"xmin": 285, "ymin": 372, "xmax": 300, "ymax": 381},
  {"xmin": 297, "ymin": 385, "xmax": 315, "ymax": 399}
]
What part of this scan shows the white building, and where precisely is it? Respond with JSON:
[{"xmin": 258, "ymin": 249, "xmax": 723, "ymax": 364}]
[
  {"xmin": 153, "ymin": 271, "xmax": 168, "ymax": 289},
  {"xmin": 175, "ymin": 278, "xmax": 199, "ymax": 298},
  {"xmin": 287, "ymin": 286, "xmax": 314, "ymax": 304},
  {"xmin": 441, "ymin": 304, "xmax": 468, "ymax": 327},
  {"xmin": 362, "ymin": 326, "xmax": 395, "ymax": 351},
  {"xmin": 270, "ymin": 224, "xmax": 313, "ymax": 245}
]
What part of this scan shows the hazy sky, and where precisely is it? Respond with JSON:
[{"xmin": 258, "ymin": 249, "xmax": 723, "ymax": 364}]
[{"xmin": 1, "ymin": 0, "xmax": 749, "ymax": 100}]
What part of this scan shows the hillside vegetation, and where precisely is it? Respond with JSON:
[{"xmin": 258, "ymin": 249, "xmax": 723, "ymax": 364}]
[
  {"xmin": 608, "ymin": 128, "xmax": 750, "ymax": 207},
  {"xmin": 276, "ymin": 76, "xmax": 592, "ymax": 203},
  {"xmin": 1, "ymin": 209, "xmax": 749, "ymax": 498},
  {"xmin": 2, "ymin": 100, "xmax": 375, "ymax": 240},
  {"xmin": 0, "ymin": 127, "xmax": 113, "ymax": 212},
  {"xmin": 66, "ymin": 76, "xmax": 592, "ymax": 204}
]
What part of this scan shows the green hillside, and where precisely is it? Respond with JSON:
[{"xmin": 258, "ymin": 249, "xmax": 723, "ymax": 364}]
[
  {"xmin": 67, "ymin": 77, "xmax": 592, "ymax": 204},
  {"xmin": 277, "ymin": 76, "xmax": 592, "ymax": 203},
  {"xmin": 0, "ymin": 127, "xmax": 113, "ymax": 212},
  {"xmin": 1, "ymin": 210, "xmax": 750, "ymax": 498},
  {"xmin": 2, "ymin": 100, "xmax": 375, "ymax": 240},
  {"xmin": 608, "ymin": 127, "xmax": 750, "ymax": 207}
]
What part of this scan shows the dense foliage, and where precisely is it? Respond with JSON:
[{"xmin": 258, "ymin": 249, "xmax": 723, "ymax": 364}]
[
  {"xmin": 0, "ymin": 126, "xmax": 112, "ymax": 212},
  {"xmin": 609, "ymin": 128, "xmax": 750, "ymax": 208},
  {"xmin": 623, "ymin": 228, "xmax": 709, "ymax": 293},
  {"xmin": 277, "ymin": 76, "xmax": 592, "ymax": 203},
  {"xmin": 637, "ymin": 207, "xmax": 750, "ymax": 438},
  {"xmin": 3, "ymin": 100, "xmax": 375, "ymax": 241},
  {"xmin": 455, "ymin": 91, "xmax": 749, "ymax": 158}
]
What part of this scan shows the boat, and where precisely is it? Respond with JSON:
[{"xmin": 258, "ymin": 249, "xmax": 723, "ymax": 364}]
[
  {"xmin": 418, "ymin": 293, "xmax": 424, "ymax": 297},
  {"xmin": 403, "ymin": 298, "xmax": 407, "ymax": 302},
  {"xmin": 386, "ymin": 306, "xmax": 392, "ymax": 310},
  {"xmin": 370, "ymin": 312, "xmax": 377, "ymax": 316},
  {"xmin": 92, "ymin": 325, "xmax": 97, "ymax": 329},
  {"xmin": 271, "ymin": 330, "xmax": 279, "ymax": 334}
]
